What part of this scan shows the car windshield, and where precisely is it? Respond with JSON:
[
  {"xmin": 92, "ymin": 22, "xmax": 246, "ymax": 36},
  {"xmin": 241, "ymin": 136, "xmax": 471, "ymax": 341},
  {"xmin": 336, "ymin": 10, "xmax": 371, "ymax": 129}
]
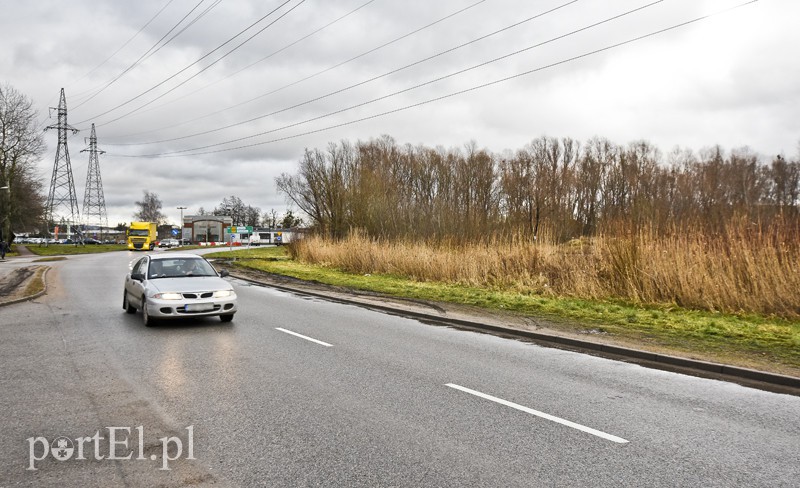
[{"xmin": 148, "ymin": 258, "xmax": 216, "ymax": 279}]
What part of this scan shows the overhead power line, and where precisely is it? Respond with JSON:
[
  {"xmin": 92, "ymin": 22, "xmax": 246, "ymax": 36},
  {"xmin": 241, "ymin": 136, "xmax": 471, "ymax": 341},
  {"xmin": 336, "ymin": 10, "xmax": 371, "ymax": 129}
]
[
  {"xmin": 109, "ymin": 0, "xmax": 581, "ymax": 147},
  {"xmin": 72, "ymin": 0, "xmax": 212, "ymax": 110},
  {"xmin": 109, "ymin": 0, "xmax": 759, "ymax": 159},
  {"xmin": 74, "ymin": 0, "xmax": 296, "ymax": 126},
  {"xmin": 138, "ymin": 0, "xmax": 222, "ymax": 67},
  {"xmin": 116, "ymin": 0, "xmax": 380, "ymax": 127},
  {"xmin": 106, "ymin": 0, "xmax": 488, "ymax": 142},
  {"xmin": 37, "ymin": 0, "xmax": 177, "ymax": 116},
  {"xmin": 91, "ymin": 0, "xmax": 307, "ymax": 128},
  {"xmin": 68, "ymin": 0, "xmax": 176, "ymax": 98},
  {"xmin": 116, "ymin": 0, "xmax": 660, "ymax": 155}
]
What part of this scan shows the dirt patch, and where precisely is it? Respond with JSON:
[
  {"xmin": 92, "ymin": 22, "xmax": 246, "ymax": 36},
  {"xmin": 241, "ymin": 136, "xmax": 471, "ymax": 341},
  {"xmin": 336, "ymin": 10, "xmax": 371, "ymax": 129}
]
[{"xmin": 0, "ymin": 266, "xmax": 47, "ymax": 304}]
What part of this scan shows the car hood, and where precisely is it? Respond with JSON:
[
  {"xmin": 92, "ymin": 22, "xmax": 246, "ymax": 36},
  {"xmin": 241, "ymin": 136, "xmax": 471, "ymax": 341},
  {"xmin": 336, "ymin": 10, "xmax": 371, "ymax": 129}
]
[{"xmin": 146, "ymin": 276, "xmax": 233, "ymax": 294}]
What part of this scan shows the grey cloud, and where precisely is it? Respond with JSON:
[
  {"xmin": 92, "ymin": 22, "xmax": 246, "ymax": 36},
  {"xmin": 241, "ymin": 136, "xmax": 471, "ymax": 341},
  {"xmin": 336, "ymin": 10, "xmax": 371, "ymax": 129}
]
[{"xmin": 5, "ymin": 0, "xmax": 800, "ymax": 226}]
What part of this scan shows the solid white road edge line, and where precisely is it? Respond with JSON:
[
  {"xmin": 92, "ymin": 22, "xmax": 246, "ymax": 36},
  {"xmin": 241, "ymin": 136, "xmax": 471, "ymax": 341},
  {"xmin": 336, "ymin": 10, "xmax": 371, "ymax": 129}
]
[
  {"xmin": 275, "ymin": 327, "xmax": 333, "ymax": 347},
  {"xmin": 445, "ymin": 383, "xmax": 629, "ymax": 444}
]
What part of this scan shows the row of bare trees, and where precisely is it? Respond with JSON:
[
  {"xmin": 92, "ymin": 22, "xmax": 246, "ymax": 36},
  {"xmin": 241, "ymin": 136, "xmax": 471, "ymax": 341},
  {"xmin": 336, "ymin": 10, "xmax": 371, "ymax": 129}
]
[
  {"xmin": 278, "ymin": 135, "xmax": 800, "ymax": 241},
  {"xmin": 195, "ymin": 196, "xmax": 303, "ymax": 228},
  {"xmin": 502, "ymin": 138, "xmax": 800, "ymax": 238},
  {"xmin": 0, "ymin": 83, "xmax": 46, "ymax": 242}
]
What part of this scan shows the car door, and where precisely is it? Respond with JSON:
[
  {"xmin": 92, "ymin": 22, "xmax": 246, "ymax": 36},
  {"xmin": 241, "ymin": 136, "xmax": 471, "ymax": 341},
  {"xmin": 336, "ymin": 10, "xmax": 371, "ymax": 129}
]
[{"xmin": 127, "ymin": 257, "xmax": 148, "ymax": 308}]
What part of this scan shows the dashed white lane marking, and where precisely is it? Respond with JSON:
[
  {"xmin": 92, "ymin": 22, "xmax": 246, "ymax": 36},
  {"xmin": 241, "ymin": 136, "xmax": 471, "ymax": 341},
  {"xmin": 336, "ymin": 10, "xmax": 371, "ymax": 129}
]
[
  {"xmin": 445, "ymin": 383, "xmax": 629, "ymax": 444},
  {"xmin": 275, "ymin": 328, "xmax": 333, "ymax": 347}
]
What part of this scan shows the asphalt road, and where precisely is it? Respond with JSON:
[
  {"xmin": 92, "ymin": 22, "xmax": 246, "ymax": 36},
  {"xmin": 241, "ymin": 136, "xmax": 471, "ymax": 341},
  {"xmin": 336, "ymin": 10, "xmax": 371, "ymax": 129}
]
[{"xmin": 1, "ymin": 249, "xmax": 798, "ymax": 487}]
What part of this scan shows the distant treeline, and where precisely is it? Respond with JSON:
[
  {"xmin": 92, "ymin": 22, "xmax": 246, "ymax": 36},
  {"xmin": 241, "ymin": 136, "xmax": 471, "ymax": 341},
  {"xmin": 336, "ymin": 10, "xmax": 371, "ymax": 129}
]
[{"xmin": 277, "ymin": 135, "xmax": 800, "ymax": 241}]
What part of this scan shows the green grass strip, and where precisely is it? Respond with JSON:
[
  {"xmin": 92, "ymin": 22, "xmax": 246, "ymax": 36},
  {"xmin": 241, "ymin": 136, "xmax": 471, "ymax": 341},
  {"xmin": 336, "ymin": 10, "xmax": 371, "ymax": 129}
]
[
  {"xmin": 24, "ymin": 244, "xmax": 129, "ymax": 255},
  {"xmin": 207, "ymin": 247, "xmax": 800, "ymax": 374}
]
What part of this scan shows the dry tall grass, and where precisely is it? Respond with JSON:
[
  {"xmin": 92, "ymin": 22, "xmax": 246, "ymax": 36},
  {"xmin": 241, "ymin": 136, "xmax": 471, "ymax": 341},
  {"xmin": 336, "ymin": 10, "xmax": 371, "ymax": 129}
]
[{"xmin": 288, "ymin": 222, "xmax": 800, "ymax": 318}]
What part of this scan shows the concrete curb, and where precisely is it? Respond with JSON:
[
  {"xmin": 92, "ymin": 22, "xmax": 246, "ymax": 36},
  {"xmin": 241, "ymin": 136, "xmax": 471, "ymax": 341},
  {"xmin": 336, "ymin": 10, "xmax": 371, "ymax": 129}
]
[
  {"xmin": 0, "ymin": 266, "xmax": 50, "ymax": 307},
  {"xmin": 228, "ymin": 270, "xmax": 800, "ymax": 395}
]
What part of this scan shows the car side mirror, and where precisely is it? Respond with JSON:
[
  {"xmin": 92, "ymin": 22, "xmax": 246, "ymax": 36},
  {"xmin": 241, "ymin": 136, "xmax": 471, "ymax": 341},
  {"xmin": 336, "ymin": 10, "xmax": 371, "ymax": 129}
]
[
  {"xmin": 219, "ymin": 269, "xmax": 229, "ymax": 277},
  {"xmin": 131, "ymin": 272, "xmax": 145, "ymax": 282}
]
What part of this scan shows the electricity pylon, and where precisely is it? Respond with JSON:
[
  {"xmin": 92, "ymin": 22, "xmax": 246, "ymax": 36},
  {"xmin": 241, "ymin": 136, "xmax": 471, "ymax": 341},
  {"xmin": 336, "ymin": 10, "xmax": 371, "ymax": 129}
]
[
  {"xmin": 81, "ymin": 123, "xmax": 108, "ymax": 235},
  {"xmin": 45, "ymin": 88, "xmax": 81, "ymax": 237}
]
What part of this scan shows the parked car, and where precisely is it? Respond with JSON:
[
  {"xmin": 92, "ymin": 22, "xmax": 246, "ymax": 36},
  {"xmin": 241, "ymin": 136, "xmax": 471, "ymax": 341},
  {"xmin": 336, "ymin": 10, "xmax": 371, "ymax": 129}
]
[
  {"xmin": 83, "ymin": 238, "xmax": 101, "ymax": 245},
  {"xmin": 123, "ymin": 254, "xmax": 236, "ymax": 326},
  {"xmin": 158, "ymin": 238, "xmax": 180, "ymax": 248}
]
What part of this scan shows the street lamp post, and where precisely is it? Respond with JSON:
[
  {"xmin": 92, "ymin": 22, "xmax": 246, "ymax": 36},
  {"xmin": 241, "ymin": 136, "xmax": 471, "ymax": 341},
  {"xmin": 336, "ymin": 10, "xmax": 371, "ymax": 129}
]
[{"xmin": 177, "ymin": 206, "xmax": 187, "ymax": 243}]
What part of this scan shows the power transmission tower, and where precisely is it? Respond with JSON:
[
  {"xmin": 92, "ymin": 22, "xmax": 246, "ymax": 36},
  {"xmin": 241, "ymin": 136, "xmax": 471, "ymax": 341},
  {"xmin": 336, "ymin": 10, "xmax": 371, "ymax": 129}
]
[
  {"xmin": 81, "ymin": 123, "xmax": 108, "ymax": 236},
  {"xmin": 45, "ymin": 88, "xmax": 81, "ymax": 238}
]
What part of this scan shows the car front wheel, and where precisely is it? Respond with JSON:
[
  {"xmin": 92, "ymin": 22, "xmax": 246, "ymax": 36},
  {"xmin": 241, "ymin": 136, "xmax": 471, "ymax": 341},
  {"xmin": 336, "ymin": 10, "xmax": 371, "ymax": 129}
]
[
  {"xmin": 142, "ymin": 301, "xmax": 156, "ymax": 327},
  {"xmin": 123, "ymin": 291, "xmax": 136, "ymax": 314},
  {"xmin": 220, "ymin": 314, "xmax": 234, "ymax": 323}
]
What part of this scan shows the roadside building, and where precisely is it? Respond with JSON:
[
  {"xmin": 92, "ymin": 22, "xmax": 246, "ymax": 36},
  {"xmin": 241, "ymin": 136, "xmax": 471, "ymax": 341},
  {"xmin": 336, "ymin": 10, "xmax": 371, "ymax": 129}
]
[
  {"xmin": 247, "ymin": 228, "xmax": 301, "ymax": 245},
  {"xmin": 182, "ymin": 215, "xmax": 232, "ymax": 244}
]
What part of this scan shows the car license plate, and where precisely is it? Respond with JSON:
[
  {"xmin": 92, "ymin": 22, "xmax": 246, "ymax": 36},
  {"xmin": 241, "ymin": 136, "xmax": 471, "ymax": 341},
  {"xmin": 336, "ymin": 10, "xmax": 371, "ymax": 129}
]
[{"xmin": 185, "ymin": 303, "xmax": 214, "ymax": 312}]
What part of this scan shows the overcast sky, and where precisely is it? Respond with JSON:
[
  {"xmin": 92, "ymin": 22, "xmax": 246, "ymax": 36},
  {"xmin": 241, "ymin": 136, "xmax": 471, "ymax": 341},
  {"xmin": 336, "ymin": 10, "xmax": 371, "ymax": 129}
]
[{"xmin": 2, "ymin": 0, "xmax": 798, "ymax": 226}]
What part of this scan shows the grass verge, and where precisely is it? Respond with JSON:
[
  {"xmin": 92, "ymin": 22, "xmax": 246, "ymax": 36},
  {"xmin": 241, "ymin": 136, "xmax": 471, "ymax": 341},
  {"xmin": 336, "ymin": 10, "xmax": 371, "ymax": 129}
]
[
  {"xmin": 24, "ymin": 244, "xmax": 128, "ymax": 256},
  {"xmin": 23, "ymin": 267, "xmax": 47, "ymax": 296},
  {"xmin": 207, "ymin": 246, "xmax": 800, "ymax": 376},
  {"xmin": 33, "ymin": 257, "xmax": 67, "ymax": 262}
]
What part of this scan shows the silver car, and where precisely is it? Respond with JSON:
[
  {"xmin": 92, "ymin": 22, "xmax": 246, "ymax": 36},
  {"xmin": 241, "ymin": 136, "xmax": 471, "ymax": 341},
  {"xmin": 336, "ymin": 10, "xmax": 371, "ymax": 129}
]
[
  {"xmin": 158, "ymin": 238, "xmax": 180, "ymax": 248},
  {"xmin": 123, "ymin": 253, "xmax": 237, "ymax": 326}
]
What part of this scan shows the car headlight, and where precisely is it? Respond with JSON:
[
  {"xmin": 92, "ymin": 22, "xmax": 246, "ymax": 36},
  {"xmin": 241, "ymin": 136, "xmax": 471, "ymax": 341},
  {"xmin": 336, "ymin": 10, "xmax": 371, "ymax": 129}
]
[
  {"xmin": 154, "ymin": 292, "xmax": 182, "ymax": 300},
  {"xmin": 213, "ymin": 290, "xmax": 234, "ymax": 298}
]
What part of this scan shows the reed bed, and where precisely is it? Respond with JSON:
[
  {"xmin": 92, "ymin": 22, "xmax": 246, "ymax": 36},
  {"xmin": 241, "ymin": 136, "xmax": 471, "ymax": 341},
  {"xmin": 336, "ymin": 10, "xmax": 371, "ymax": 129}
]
[{"xmin": 288, "ymin": 222, "xmax": 800, "ymax": 319}]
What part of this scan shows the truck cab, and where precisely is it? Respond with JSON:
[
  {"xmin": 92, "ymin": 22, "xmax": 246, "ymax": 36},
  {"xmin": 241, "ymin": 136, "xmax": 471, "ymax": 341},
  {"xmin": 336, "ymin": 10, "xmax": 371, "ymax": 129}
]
[{"xmin": 127, "ymin": 222, "xmax": 158, "ymax": 251}]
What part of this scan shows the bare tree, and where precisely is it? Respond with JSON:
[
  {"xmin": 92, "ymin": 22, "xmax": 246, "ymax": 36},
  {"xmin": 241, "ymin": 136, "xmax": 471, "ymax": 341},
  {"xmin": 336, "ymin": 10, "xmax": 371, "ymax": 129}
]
[
  {"xmin": 262, "ymin": 208, "xmax": 278, "ymax": 228},
  {"xmin": 768, "ymin": 154, "xmax": 799, "ymax": 213},
  {"xmin": 0, "ymin": 83, "xmax": 46, "ymax": 242},
  {"xmin": 276, "ymin": 151, "xmax": 328, "ymax": 233},
  {"xmin": 212, "ymin": 196, "xmax": 261, "ymax": 227},
  {"xmin": 243, "ymin": 205, "xmax": 261, "ymax": 227},
  {"xmin": 133, "ymin": 190, "xmax": 166, "ymax": 223},
  {"xmin": 574, "ymin": 138, "xmax": 615, "ymax": 235},
  {"xmin": 276, "ymin": 142, "xmax": 358, "ymax": 239},
  {"xmin": 214, "ymin": 195, "xmax": 245, "ymax": 224}
]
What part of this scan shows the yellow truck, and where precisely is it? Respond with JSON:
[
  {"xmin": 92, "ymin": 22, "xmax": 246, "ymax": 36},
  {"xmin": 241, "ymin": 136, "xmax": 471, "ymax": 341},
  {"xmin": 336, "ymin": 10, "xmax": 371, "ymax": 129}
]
[{"xmin": 127, "ymin": 222, "xmax": 157, "ymax": 251}]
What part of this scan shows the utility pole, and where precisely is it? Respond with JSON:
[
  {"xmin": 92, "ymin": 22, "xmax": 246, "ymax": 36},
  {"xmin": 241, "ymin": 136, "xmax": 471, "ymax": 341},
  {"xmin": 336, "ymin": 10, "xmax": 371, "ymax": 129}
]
[
  {"xmin": 81, "ymin": 124, "xmax": 108, "ymax": 240},
  {"xmin": 177, "ymin": 206, "xmax": 187, "ymax": 242},
  {"xmin": 45, "ymin": 88, "xmax": 80, "ymax": 242}
]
